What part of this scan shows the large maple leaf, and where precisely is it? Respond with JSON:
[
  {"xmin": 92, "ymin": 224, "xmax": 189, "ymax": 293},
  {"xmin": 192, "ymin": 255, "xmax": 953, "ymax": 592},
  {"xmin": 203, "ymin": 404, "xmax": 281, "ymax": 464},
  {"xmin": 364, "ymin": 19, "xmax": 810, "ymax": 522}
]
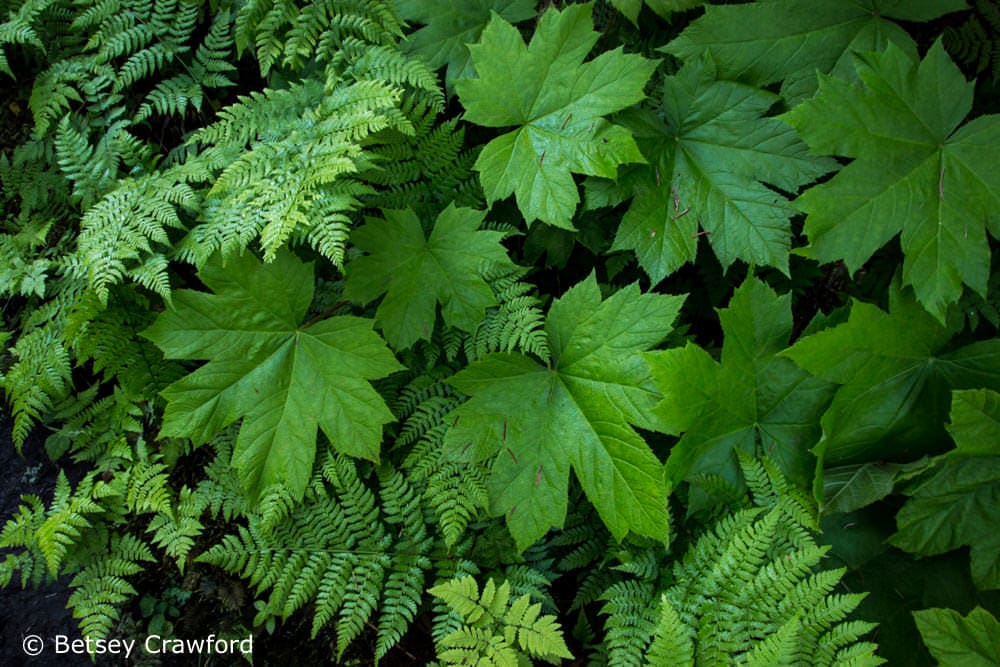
[
  {"xmin": 644, "ymin": 278, "xmax": 834, "ymax": 500},
  {"xmin": 444, "ymin": 274, "xmax": 685, "ymax": 551},
  {"xmin": 890, "ymin": 389, "xmax": 1000, "ymax": 590},
  {"xmin": 784, "ymin": 40, "xmax": 1000, "ymax": 322},
  {"xmin": 455, "ymin": 3, "xmax": 656, "ymax": 230},
  {"xmin": 785, "ymin": 283, "xmax": 1000, "ymax": 468},
  {"xmin": 395, "ymin": 0, "xmax": 536, "ymax": 88},
  {"xmin": 611, "ymin": 56, "xmax": 834, "ymax": 283},
  {"xmin": 143, "ymin": 250, "xmax": 404, "ymax": 502},
  {"xmin": 665, "ymin": 0, "xmax": 966, "ymax": 102},
  {"xmin": 343, "ymin": 205, "xmax": 515, "ymax": 350}
]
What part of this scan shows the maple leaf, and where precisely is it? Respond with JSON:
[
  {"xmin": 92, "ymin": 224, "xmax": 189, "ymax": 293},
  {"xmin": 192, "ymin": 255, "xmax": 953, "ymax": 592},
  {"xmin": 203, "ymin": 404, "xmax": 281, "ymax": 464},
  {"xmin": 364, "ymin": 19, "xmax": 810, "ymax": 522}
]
[
  {"xmin": 395, "ymin": 0, "xmax": 536, "ymax": 88},
  {"xmin": 785, "ymin": 283, "xmax": 1000, "ymax": 468},
  {"xmin": 455, "ymin": 3, "xmax": 656, "ymax": 230},
  {"xmin": 644, "ymin": 278, "xmax": 834, "ymax": 500},
  {"xmin": 784, "ymin": 40, "xmax": 1000, "ymax": 322},
  {"xmin": 608, "ymin": 0, "xmax": 702, "ymax": 24},
  {"xmin": 343, "ymin": 204, "xmax": 515, "ymax": 350},
  {"xmin": 143, "ymin": 250, "xmax": 404, "ymax": 502},
  {"xmin": 610, "ymin": 56, "xmax": 834, "ymax": 283},
  {"xmin": 889, "ymin": 388, "xmax": 1000, "ymax": 590},
  {"xmin": 444, "ymin": 274, "xmax": 685, "ymax": 551},
  {"xmin": 913, "ymin": 607, "xmax": 1000, "ymax": 665},
  {"xmin": 665, "ymin": 0, "xmax": 966, "ymax": 102}
]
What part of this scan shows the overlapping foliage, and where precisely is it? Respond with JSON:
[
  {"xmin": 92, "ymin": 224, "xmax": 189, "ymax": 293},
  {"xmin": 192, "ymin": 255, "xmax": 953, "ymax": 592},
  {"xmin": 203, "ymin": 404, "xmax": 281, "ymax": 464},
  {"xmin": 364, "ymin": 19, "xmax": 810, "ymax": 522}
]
[{"xmin": 2, "ymin": 0, "xmax": 999, "ymax": 663}]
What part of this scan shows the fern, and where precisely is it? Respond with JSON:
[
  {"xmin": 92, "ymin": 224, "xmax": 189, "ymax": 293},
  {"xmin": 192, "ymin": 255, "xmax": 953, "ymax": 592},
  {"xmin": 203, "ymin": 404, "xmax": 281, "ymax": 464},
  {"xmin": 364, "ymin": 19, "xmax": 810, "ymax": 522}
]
[
  {"xmin": 178, "ymin": 77, "xmax": 408, "ymax": 267},
  {"xmin": 235, "ymin": 0, "xmax": 405, "ymax": 76},
  {"xmin": 1, "ymin": 324, "xmax": 73, "ymax": 448},
  {"xmin": 397, "ymin": 374, "xmax": 488, "ymax": 547},
  {"xmin": 0, "ymin": 0, "xmax": 61, "ymax": 78},
  {"xmin": 198, "ymin": 452, "xmax": 434, "ymax": 659},
  {"xmin": 597, "ymin": 457, "xmax": 886, "ymax": 667},
  {"xmin": 361, "ymin": 100, "xmax": 482, "ymax": 214},
  {"xmin": 67, "ymin": 531, "xmax": 155, "ymax": 639},
  {"xmin": 429, "ymin": 575, "xmax": 573, "ymax": 665},
  {"xmin": 944, "ymin": 0, "xmax": 1000, "ymax": 82},
  {"xmin": 465, "ymin": 264, "xmax": 551, "ymax": 364},
  {"xmin": 133, "ymin": 9, "xmax": 237, "ymax": 123}
]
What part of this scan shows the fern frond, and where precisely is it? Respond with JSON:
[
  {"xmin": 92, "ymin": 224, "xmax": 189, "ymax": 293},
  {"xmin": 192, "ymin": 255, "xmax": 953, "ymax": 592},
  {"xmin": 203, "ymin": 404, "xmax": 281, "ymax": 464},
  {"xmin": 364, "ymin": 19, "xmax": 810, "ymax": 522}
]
[
  {"xmin": 67, "ymin": 532, "xmax": 154, "ymax": 639},
  {"xmin": 466, "ymin": 264, "xmax": 550, "ymax": 364},
  {"xmin": 75, "ymin": 171, "xmax": 196, "ymax": 302},
  {"xmin": 2, "ymin": 325, "xmax": 72, "ymax": 448},
  {"xmin": 600, "ymin": 579, "xmax": 659, "ymax": 666},
  {"xmin": 430, "ymin": 575, "xmax": 573, "ymax": 665}
]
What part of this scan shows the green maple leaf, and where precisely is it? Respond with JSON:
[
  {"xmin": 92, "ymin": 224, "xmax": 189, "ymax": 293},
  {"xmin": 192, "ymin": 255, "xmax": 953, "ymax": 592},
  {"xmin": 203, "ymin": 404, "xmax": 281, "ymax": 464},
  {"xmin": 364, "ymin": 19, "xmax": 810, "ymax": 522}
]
[
  {"xmin": 644, "ymin": 278, "xmax": 834, "ymax": 499},
  {"xmin": 611, "ymin": 56, "xmax": 834, "ymax": 283},
  {"xmin": 143, "ymin": 250, "xmax": 404, "ymax": 502},
  {"xmin": 343, "ymin": 205, "xmax": 515, "ymax": 350},
  {"xmin": 665, "ymin": 0, "xmax": 966, "ymax": 102},
  {"xmin": 785, "ymin": 284, "xmax": 1000, "ymax": 469},
  {"xmin": 889, "ymin": 389, "xmax": 1000, "ymax": 590},
  {"xmin": 914, "ymin": 607, "xmax": 1000, "ymax": 665},
  {"xmin": 444, "ymin": 274, "xmax": 685, "ymax": 551},
  {"xmin": 784, "ymin": 40, "xmax": 1000, "ymax": 322},
  {"xmin": 395, "ymin": 0, "xmax": 536, "ymax": 88},
  {"xmin": 455, "ymin": 3, "xmax": 656, "ymax": 230},
  {"xmin": 608, "ymin": 0, "xmax": 703, "ymax": 24}
]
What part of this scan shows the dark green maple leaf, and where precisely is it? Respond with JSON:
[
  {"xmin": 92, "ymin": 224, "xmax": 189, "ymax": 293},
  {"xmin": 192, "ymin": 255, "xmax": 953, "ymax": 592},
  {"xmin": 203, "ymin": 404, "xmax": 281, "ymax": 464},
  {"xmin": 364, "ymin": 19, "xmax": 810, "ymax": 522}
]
[
  {"xmin": 665, "ymin": 0, "xmax": 966, "ymax": 102},
  {"xmin": 611, "ymin": 56, "xmax": 834, "ymax": 283},
  {"xmin": 784, "ymin": 40, "xmax": 1000, "ymax": 322},
  {"xmin": 645, "ymin": 278, "xmax": 834, "ymax": 499},
  {"xmin": 143, "ymin": 250, "xmax": 404, "ymax": 502},
  {"xmin": 444, "ymin": 274, "xmax": 685, "ymax": 551},
  {"xmin": 395, "ymin": 0, "xmax": 536, "ymax": 89},
  {"xmin": 785, "ymin": 283, "xmax": 1000, "ymax": 468},
  {"xmin": 343, "ymin": 204, "xmax": 515, "ymax": 350},
  {"xmin": 608, "ymin": 0, "xmax": 703, "ymax": 24},
  {"xmin": 456, "ymin": 3, "xmax": 656, "ymax": 229},
  {"xmin": 890, "ymin": 389, "xmax": 1000, "ymax": 590}
]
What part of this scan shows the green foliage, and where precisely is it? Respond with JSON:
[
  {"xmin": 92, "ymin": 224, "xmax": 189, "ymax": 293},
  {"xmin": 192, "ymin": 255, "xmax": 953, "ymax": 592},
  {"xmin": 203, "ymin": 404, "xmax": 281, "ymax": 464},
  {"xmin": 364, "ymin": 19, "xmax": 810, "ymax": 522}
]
[
  {"xmin": 143, "ymin": 250, "xmax": 403, "ymax": 502},
  {"xmin": 665, "ymin": 0, "xmax": 967, "ymax": 102},
  {"xmin": 429, "ymin": 575, "xmax": 573, "ymax": 665},
  {"xmin": 198, "ymin": 453, "xmax": 433, "ymax": 660},
  {"xmin": 456, "ymin": 2, "xmax": 656, "ymax": 229},
  {"xmin": 2, "ymin": 0, "xmax": 1000, "ymax": 660},
  {"xmin": 396, "ymin": 0, "xmax": 536, "ymax": 90},
  {"xmin": 446, "ymin": 274, "xmax": 685, "ymax": 550},
  {"xmin": 913, "ymin": 606, "xmax": 1000, "ymax": 666},
  {"xmin": 889, "ymin": 388, "xmax": 1000, "ymax": 590},
  {"xmin": 609, "ymin": 55, "xmax": 833, "ymax": 281},
  {"xmin": 344, "ymin": 204, "xmax": 516, "ymax": 349},
  {"xmin": 786, "ymin": 283, "xmax": 1000, "ymax": 468},
  {"xmin": 785, "ymin": 39, "xmax": 1000, "ymax": 322},
  {"xmin": 646, "ymin": 278, "xmax": 834, "ymax": 500}
]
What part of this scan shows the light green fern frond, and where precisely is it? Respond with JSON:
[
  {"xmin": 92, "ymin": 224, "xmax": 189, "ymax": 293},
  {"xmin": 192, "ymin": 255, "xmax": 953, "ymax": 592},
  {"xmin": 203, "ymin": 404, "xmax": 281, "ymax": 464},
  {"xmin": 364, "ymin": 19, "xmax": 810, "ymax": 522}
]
[
  {"xmin": 180, "ymin": 77, "xmax": 408, "ymax": 266},
  {"xmin": 75, "ymin": 171, "xmax": 196, "ymax": 302},
  {"xmin": 430, "ymin": 575, "xmax": 573, "ymax": 665},
  {"xmin": 588, "ymin": 458, "xmax": 883, "ymax": 665},
  {"xmin": 67, "ymin": 531, "xmax": 155, "ymax": 639},
  {"xmin": 466, "ymin": 264, "xmax": 550, "ymax": 364},
  {"xmin": 1, "ymin": 325, "xmax": 72, "ymax": 448},
  {"xmin": 198, "ymin": 453, "xmax": 434, "ymax": 659}
]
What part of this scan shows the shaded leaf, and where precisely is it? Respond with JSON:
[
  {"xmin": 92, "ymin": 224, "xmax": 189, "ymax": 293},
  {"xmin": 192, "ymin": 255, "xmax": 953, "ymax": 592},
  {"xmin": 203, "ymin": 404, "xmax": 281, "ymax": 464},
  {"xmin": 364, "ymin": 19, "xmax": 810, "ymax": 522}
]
[
  {"xmin": 143, "ymin": 251, "xmax": 404, "ymax": 502},
  {"xmin": 456, "ymin": 3, "xmax": 656, "ymax": 229},
  {"xmin": 445, "ymin": 274, "xmax": 685, "ymax": 550}
]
